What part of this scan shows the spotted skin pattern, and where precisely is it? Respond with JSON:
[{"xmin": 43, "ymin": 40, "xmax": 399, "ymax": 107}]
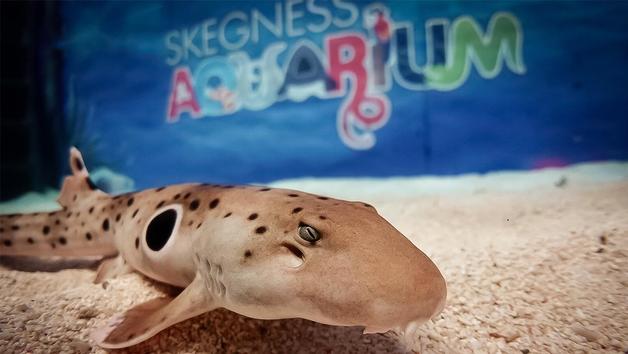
[{"xmin": 0, "ymin": 148, "xmax": 446, "ymax": 349}]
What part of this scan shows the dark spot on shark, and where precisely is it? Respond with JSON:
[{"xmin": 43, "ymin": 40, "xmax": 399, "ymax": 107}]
[
  {"xmin": 223, "ymin": 185, "xmax": 234, "ymax": 189},
  {"xmin": 190, "ymin": 199, "xmax": 200, "ymax": 211},
  {"xmin": 73, "ymin": 195, "xmax": 77, "ymax": 202},
  {"xmin": 43, "ymin": 226, "xmax": 50, "ymax": 235},
  {"xmin": 292, "ymin": 207, "xmax": 303, "ymax": 214},
  {"xmin": 173, "ymin": 193, "xmax": 181, "ymax": 200},
  {"xmin": 146, "ymin": 209, "xmax": 177, "ymax": 252},
  {"xmin": 288, "ymin": 194, "xmax": 298, "ymax": 197},
  {"xmin": 156, "ymin": 186, "xmax": 166, "ymax": 192},
  {"xmin": 319, "ymin": 215, "xmax": 327, "ymax": 220},
  {"xmin": 11, "ymin": 225, "xmax": 19, "ymax": 231},
  {"xmin": 248, "ymin": 213, "xmax": 258, "ymax": 220},
  {"xmin": 224, "ymin": 212, "xmax": 232, "ymax": 218},
  {"xmin": 196, "ymin": 222, "xmax": 202, "ymax": 229},
  {"xmin": 64, "ymin": 227, "xmax": 68, "ymax": 231},
  {"xmin": 27, "ymin": 237, "xmax": 34, "ymax": 244},
  {"xmin": 74, "ymin": 157, "xmax": 84, "ymax": 171},
  {"xmin": 209, "ymin": 199, "xmax": 220, "ymax": 209},
  {"xmin": 86, "ymin": 233, "xmax": 92, "ymax": 241},
  {"xmin": 244, "ymin": 250, "xmax": 252, "ymax": 258},
  {"xmin": 76, "ymin": 212, "xmax": 80, "ymax": 217},
  {"xmin": 363, "ymin": 203, "xmax": 374, "ymax": 209},
  {"xmin": 59, "ymin": 237, "xmax": 67, "ymax": 245},
  {"xmin": 102, "ymin": 219, "xmax": 110, "ymax": 231},
  {"xmin": 255, "ymin": 226, "xmax": 267, "ymax": 234},
  {"xmin": 259, "ymin": 188, "xmax": 271, "ymax": 192},
  {"xmin": 183, "ymin": 192, "xmax": 191, "ymax": 199},
  {"xmin": 115, "ymin": 214, "xmax": 121, "ymax": 222},
  {"xmin": 318, "ymin": 196, "xmax": 329, "ymax": 200},
  {"xmin": 3, "ymin": 240, "xmax": 12, "ymax": 247},
  {"xmin": 127, "ymin": 198, "xmax": 135, "ymax": 206},
  {"xmin": 86, "ymin": 177, "xmax": 98, "ymax": 190},
  {"xmin": 0, "ymin": 228, "xmax": 4, "ymax": 233},
  {"xmin": 132, "ymin": 209, "xmax": 139, "ymax": 218},
  {"xmin": 66, "ymin": 212, "xmax": 72, "ymax": 218},
  {"xmin": 188, "ymin": 220, "xmax": 194, "ymax": 226},
  {"xmin": 89, "ymin": 206, "xmax": 94, "ymax": 214},
  {"xmin": 156, "ymin": 201, "xmax": 165, "ymax": 209},
  {"xmin": 127, "ymin": 334, "xmax": 134, "ymax": 340},
  {"xmin": 55, "ymin": 219, "xmax": 60, "ymax": 225},
  {"xmin": 51, "ymin": 242, "xmax": 56, "ymax": 249},
  {"xmin": 135, "ymin": 237, "xmax": 139, "ymax": 249}
]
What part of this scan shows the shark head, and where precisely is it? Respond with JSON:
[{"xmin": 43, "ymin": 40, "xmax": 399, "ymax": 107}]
[{"xmin": 199, "ymin": 188, "xmax": 446, "ymax": 334}]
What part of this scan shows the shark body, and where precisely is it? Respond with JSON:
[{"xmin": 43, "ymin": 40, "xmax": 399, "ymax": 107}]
[{"xmin": 0, "ymin": 148, "xmax": 446, "ymax": 348}]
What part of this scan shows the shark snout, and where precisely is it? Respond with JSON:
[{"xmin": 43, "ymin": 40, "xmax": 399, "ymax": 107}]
[{"xmin": 359, "ymin": 240, "xmax": 447, "ymax": 333}]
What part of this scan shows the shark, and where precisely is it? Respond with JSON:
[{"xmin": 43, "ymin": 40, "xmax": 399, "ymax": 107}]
[{"xmin": 0, "ymin": 148, "xmax": 446, "ymax": 349}]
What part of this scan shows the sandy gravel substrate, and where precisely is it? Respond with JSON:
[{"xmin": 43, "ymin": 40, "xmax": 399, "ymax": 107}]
[{"xmin": 0, "ymin": 166, "xmax": 627, "ymax": 353}]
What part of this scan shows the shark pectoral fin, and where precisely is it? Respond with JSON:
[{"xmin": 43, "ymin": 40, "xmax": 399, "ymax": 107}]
[
  {"xmin": 93, "ymin": 256, "xmax": 134, "ymax": 284},
  {"xmin": 91, "ymin": 274, "xmax": 214, "ymax": 349}
]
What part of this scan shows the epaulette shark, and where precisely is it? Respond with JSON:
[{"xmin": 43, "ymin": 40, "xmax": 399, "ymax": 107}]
[{"xmin": 0, "ymin": 147, "xmax": 446, "ymax": 348}]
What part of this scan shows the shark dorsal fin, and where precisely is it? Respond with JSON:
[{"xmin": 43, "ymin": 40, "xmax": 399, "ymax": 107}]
[{"xmin": 57, "ymin": 147, "xmax": 107, "ymax": 207}]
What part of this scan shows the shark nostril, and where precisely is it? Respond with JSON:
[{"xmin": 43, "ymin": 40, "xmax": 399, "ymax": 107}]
[{"xmin": 280, "ymin": 242, "xmax": 304, "ymax": 260}]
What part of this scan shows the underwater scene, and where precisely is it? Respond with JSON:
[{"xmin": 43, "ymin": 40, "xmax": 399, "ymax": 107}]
[{"xmin": 0, "ymin": 1, "xmax": 627, "ymax": 353}]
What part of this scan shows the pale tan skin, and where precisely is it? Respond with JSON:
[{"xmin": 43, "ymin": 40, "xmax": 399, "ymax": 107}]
[{"xmin": 0, "ymin": 148, "xmax": 447, "ymax": 349}]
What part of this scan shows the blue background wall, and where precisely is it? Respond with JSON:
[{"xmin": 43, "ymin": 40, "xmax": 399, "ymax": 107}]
[{"xmin": 59, "ymin": 1, "xmax": 628, "ymax": 188}]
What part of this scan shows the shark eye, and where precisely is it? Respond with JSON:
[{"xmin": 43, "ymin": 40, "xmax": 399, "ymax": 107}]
[{"xmin": 298, "ymin": 224, "xmax": 320, "ymax": 243}]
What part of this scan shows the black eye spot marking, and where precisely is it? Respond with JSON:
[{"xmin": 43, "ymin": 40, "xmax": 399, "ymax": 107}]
[
  {"xmin": 248, "ymin": 213, "xmax": 258, "ymax": 220},
  {"xmin": 43, "ymin": 226, "xmax": 50, "ymax": 235},
  {"xmin": 135, "ymin": 237, "xmax": 139, "ymax": 249},
  {"xmin": 259, "ymin": 188, "xmax": 271, "ymax": 192},
  {"xmin": 86, "ymin": 233, "xmax": 92, "ymax": 241},
  {"xmin": 127, "ymin": 334, "xmax": 134, "ymax": 340},
  {"xmin": 59, "ymin": 237, "xmax": 67, "ymax": 245},
  {"xmin": 173, "ymin": 193, "xmax": 181, "ymax": 200},
  {"xmin": 146, "ymin": 209, "xmax": 178, "ymax": 252},
  {"xmin": 64, "ymin": 227, "xmax": 69, "ymax": 232},
  {"xmin": 74, "ymin": 157, "xmax": 84, "ymax": 171},
  {"xmin": 318, "ymin": 196, "xmax": 329, "ymax": 200},
  {"xmin": 156, "ymin": 187, "xmax": 166, "ymax": 192},
  {"xmin": 132, "ymin": 209, "xmax": 139, "ymax": 218},
  {"xmin": 244, "ymin": 250, "xmax": 252, "ymax": 258},
  {"xmin": 319, "ymin": 215, "xmax": 327, "ymax": 220},
  {"xmin": 292, "ymin": 207, "xmax": 303, "ymax": 214},
  {"xmin": 196, "ymin": 222, "xmax": 202, "ymax": 229},
  {"xmin": 102, "ymin": 219, "xmax": 110, "ymax": 231},
  {"xmin": 189, "ymin": 199, "xmax": 200, "ymax": 211},
  {"xmin": 363, "ymin": 203, "xmax": 374, "ymax": 209},
  {"xmin": 76, "ymin": 212, "xmax": 80, "ymax": 217},
  {"xmin": 27, "ymin": 237, "xmax": 34, "ymax": 244},
  {"xmin": 127, "ymin": 198, "xmax": 135, "ymax": 206},
  {"xmin": 188, "ymin": 220, "xmax": 194, "ymax": 227},
  {"xmin": 209, "ymin": 199, "xmax": 220, "ymax": 209},
  {"xmin": 156, "ymin": 201, "xmax": 166, "ymax": 209},
  {"xmin": 115, "ymin": 214, "xmax": 121, "ymax": 222},
  {"xmin": 11, "ymin": 225, "xmax": 19, "ymax": 231},
  {"xmin": 0, "ymin": 228, "xmax": 3, "ymax": 233},
  {"xmin": 51, "ymin": 242, "xmax": 56, "ymax": 249},
  {"xmin": 183, "ymin": 192, "xmax": 191, "ymax": 199},
  {"xmin": 288, "ymin": 194, "xmax": 298, "ymax": 197},
  {"xmin": 73, "ymin": 195, "xmax": 77, "ymax": 202},
  {"xmin": 89, "ymin": 206, "xmax": 94, "ymax": 214},
  {"xmin": 55, "ymin": 219, "xmax": 60, "ymax": 225},
  {"xmin": 86, "ymin": 177, "xmax": 98, "ymax": 190},
  {"xmin": 3, "ymin": 240, "xmax": 12, "ymax": 247},
  {"xmin": 255, "ymin": 226, "xmax": 267, "ymax": 234},
  {"xmin": 224, "ymin": 212, "xmax": 232, "ymax": 218}
]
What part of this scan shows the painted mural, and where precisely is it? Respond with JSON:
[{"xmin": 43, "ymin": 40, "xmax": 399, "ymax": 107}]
[{"xmin": 60, "ymin": 1, "xmax": 628, "ymax": 188}]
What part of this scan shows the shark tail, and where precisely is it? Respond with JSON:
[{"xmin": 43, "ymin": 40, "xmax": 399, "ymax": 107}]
[{"xmin": 0, "ymin": 147, "xmax": 117, "ymax": 257}]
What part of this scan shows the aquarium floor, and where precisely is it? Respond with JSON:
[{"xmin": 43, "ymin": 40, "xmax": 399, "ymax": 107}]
[{"xmin": 0, "ymin": 181, "xmax": 626, "ymax": 353}]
